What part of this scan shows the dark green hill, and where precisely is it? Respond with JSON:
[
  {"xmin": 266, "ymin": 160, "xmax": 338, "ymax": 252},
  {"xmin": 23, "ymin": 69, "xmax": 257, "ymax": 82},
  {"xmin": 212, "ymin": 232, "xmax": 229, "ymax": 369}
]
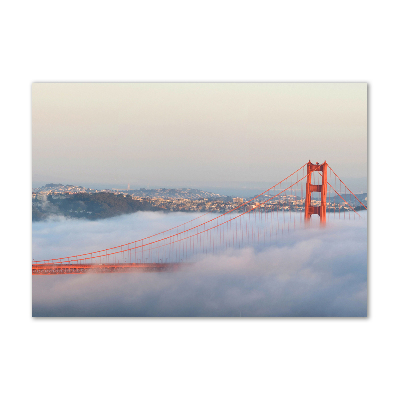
[{"xmin": 32, "ymin": 193, "xmax": 162, "ymax": 222}]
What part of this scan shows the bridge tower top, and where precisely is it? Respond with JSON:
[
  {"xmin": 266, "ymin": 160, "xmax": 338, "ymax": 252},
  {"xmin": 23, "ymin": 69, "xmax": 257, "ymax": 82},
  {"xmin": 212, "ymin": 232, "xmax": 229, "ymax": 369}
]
[{"xmin": 305, "ymin": 161, "xmax": 328, "ymax": 224}]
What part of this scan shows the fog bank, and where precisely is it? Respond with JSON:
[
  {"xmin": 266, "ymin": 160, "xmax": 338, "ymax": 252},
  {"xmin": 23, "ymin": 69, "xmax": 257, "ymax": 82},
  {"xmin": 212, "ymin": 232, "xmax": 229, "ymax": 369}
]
[{"xmin": 32, "ymin": 212, "xmax": 367, "ymax": 317}]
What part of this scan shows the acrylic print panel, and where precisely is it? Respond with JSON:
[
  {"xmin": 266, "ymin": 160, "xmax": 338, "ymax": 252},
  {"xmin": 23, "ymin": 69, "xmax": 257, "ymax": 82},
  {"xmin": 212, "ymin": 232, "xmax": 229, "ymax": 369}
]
[{"xmin": 32, "ymin": 83, "xmax": 367, "ymax": 317}]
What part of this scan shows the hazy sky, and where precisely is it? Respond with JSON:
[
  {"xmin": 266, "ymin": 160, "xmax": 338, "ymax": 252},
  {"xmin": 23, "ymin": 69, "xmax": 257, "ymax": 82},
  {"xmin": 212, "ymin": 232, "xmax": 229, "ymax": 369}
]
[{"xmin": 32, "ymin": 83, "xmax": 367, "ymax": 191}]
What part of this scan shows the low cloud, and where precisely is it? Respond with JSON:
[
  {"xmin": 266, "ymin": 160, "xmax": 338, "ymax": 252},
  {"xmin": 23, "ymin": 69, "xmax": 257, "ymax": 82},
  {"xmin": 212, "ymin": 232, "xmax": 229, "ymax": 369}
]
[{"xmin": 32, "ymin": 212, "xmax": 367, "ymax": 317}]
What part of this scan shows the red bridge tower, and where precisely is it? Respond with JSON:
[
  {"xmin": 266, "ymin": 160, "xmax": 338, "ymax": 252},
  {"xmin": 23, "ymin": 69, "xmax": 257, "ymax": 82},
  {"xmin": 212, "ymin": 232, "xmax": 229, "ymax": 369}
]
[{"xmin": 305, "ymin": 161, "xmax": 327, "ymax": 224}]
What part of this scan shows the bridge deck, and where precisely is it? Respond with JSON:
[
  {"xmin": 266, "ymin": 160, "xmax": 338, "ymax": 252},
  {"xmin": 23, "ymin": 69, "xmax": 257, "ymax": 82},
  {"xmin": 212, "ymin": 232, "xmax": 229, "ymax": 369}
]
[{"xmin": 32, "ymin": 263, "xmax": 186, "ymax": 275}]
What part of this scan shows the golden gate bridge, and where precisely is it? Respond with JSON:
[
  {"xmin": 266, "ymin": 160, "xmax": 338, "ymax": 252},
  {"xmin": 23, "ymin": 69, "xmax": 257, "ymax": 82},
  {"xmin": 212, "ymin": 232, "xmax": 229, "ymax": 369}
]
[{"xmin": 32, "ymin": 161, "xmax": 367, "ymax": 275}]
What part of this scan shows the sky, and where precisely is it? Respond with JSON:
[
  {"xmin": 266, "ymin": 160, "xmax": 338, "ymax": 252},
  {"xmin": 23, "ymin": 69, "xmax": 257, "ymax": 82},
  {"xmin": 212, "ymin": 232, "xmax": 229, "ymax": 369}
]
[
  {"xmin": 32, "ymin": 83, "xmax": 367, "ymax": 192},
  {"xmin": 32, "ymin": 211, "xmax": 367, "ymax": 317}
]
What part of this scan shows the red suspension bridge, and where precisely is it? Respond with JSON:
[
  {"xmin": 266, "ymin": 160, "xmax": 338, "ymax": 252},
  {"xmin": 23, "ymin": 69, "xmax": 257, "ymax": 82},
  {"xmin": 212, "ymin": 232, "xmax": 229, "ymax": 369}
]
[{"xmin": 32, "ymin": 162, "xmax": 367, "ymax": 275}]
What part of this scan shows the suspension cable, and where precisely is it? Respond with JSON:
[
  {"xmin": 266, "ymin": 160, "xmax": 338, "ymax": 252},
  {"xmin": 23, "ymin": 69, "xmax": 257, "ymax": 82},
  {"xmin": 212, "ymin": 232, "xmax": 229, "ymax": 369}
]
[
  {"xmin": 328, "ymin": 165, "xmax": 367, "ymax": 210},
  {"xmin": 327, "ymin": 181, "xmax": 362, "ymax": 218},
  {"xmin": 42, "ymin": 175, "xmax": 307, "ymax": 265},
  {"xmin": 35, "ymin": 163, "xmax": 308, "ymax": 264}
]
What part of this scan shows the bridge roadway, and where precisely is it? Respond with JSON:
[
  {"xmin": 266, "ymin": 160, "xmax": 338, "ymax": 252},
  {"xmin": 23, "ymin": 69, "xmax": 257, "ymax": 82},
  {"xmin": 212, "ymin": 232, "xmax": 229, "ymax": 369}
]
[{"xmin": 32, "ymin": 262, "xmax": 187, "ymax": 275}]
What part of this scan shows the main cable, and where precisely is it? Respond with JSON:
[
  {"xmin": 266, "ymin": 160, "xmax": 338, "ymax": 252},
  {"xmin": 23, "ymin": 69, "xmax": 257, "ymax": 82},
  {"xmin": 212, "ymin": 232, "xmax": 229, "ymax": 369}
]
[{"xmin": 35, "ymin": 163, "xmax": 308, "ymax": 264}]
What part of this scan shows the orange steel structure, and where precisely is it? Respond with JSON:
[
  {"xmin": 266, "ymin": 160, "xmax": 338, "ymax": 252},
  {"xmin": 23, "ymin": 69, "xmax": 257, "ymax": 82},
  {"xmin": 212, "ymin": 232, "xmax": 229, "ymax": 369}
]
[
  {"xmin": 32, "ymin": 263, "xmax": 183, "ymax": 275},
  {"xmin": 305, "ymin": 161, "xmax": 327, "ymax": 224}
]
